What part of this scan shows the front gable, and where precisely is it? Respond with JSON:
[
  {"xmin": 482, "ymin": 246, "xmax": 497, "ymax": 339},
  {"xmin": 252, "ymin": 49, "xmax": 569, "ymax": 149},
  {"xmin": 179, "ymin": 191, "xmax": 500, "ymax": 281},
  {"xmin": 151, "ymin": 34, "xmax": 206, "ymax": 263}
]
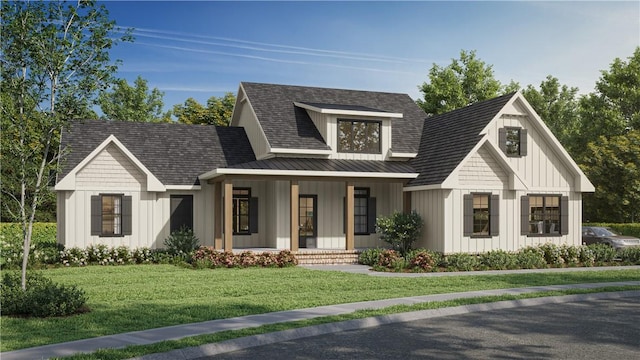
[{"xmin": 56, "ymin": 135, "xmax": 165, "ymax": 192}]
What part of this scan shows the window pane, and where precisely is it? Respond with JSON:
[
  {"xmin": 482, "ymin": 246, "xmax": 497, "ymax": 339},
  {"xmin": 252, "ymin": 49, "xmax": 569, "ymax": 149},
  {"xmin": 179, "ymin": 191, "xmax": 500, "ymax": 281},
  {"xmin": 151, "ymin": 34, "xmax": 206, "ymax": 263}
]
[
  {"xmin": 472, "ymin": 194, "xmax": 489, "ymax": 236},
  {"xmin": 338, "ymin": 120, "xmax": 380, "ymax": 154},
  {"xmin": 101, "ymin": 195, "xmax": 122, "ymax": 236},
  {"xmin": 506, "ymin": 128, "xmax": 520, "ymax": 156},
  {"xmin": 528, "ymin": 195, "xmax": 561, "ymax": 235}
]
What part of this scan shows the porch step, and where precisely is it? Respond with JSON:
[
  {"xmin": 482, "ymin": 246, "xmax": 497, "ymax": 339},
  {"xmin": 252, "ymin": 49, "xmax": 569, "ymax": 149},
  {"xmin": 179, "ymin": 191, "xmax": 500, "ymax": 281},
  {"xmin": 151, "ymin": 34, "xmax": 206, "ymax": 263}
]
[{"xmin": 295, "ymin": 250, "xmax": 361, "ymax": 265}]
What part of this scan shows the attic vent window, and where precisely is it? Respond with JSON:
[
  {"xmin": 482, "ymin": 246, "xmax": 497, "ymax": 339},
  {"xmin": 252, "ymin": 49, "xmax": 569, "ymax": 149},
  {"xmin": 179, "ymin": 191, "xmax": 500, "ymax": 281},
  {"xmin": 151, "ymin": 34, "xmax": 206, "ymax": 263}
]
[
  {"xmin": 499, "ymin": 127, "xmax": 527, "ymax": 157},
  {"xmin": 337, "ymin": 120, "xmax": 381, "ymax": 154}
]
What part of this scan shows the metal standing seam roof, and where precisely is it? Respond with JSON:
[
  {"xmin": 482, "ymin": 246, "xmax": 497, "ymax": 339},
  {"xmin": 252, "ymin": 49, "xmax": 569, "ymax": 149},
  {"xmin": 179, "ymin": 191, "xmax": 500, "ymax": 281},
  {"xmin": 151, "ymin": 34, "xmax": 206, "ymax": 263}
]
[
  {"xmin": 240, "ymin": 82, "xmax": 427, "ymax": 154},
  {"xmin": 408, "ymin": 93, "xmax": 516, "ymax": 187},
  {"xmin": 225, "ymin": 157, "xmax": 417, "ymax": 176},
  {"xmin": 58, "ymin": 120, "xmax": 256, "ymax": 186}
]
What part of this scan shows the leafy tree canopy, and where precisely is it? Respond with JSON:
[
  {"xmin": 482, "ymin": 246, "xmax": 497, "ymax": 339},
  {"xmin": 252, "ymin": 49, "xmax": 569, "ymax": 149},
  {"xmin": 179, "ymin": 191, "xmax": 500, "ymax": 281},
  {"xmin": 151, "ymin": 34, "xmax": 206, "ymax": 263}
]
[
  {"xmin": 98, "ymin": 76, "xmax": 170, "ymax": 122},
  {"xmin": 171, "ymin": 93, "xmax": 236, "ymax": 126},
  {"xmin": 417, "ymin": 50, "xmax": 518, "ymax": 116},
  {"xmin": 522, "ymin": 75, "xmax": 580, "ymax": 156}
]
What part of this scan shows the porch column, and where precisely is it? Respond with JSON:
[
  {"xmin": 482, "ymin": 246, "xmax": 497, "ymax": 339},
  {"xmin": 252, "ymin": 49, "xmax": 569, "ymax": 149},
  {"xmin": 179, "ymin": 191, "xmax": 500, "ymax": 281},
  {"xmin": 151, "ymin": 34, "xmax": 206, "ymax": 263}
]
[
  {"xmin": 290, "ymin": 180, "xmax": 299, "ymax": 252},
  {"xmin": 345, "ymin": 182, "xmax": 354, "ymax": 250},
  {"xmin": 223, "ymin": 180, "xmax": 233, "ymax": 251},
  {"xmin": 214, "ymin": 181, "xmax": 223, "ymax": 249},
  {"xmin": 403, "ymin": 190, "xmax": 412, "ymax": 214}
]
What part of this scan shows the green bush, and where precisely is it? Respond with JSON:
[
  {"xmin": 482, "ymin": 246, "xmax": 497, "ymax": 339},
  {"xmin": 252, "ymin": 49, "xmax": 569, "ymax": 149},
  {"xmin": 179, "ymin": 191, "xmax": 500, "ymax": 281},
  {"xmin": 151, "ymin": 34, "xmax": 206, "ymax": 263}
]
[
  {"xmin": 515, "ymin": 249, "xmax": 548, "ymax": 269},
  {"xmin": 619, "ymin": 247, "xmax": 640, "ymax": 264},
  {"xmin": 163, "ymin": 227, "xmax": 199, "ymax": 255},
  {"xmin": 588, "ymin": 243, "xmax": 618, "ymax": 264},
  {"xmin": 358, "ymin": 248, "xmax": 385, "ymax": 266},
  {"xmin": 578, "ymin": 246, "xmax": 596, "ymax": 266},
  {"xmin": 407, "ymin": 250, "xmax": 437, "ymax": 272},
  {"xmin": 479, "ymin": 250, "xmax": 517, "ymax": 270},
  {"xmin": 375, "ymin": 211, "xmax": 423, "ymax": 257},
  {"xmin": 1, "ymin": 271, "xmax": 87, "ymax": 317},
  {"xmin": 444, "ymin": 253, "xmax": 479, "ymax": 272},
  {"xmin": 374, "ymin": 250, "xmax": 405, "ymax": 271},
  {"xmin": 538, "ymin": 243, "xmax": 565, "ymax": 266}
]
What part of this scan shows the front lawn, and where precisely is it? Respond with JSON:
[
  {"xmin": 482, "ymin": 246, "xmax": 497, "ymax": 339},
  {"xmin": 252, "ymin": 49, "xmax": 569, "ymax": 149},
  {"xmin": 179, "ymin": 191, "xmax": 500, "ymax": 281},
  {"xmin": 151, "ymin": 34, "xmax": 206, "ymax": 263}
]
[{"xmin": 2, "ymin": 265, "xmax": 639, "ymax": 351}]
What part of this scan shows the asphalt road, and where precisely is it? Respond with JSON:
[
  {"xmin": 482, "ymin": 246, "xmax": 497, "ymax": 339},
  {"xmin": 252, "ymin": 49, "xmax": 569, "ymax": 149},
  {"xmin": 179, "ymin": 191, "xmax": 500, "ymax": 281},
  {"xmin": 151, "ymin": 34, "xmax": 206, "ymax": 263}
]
[{"xmin": 199, "ymin": 297, "xmax": 640, "ymax": 360}]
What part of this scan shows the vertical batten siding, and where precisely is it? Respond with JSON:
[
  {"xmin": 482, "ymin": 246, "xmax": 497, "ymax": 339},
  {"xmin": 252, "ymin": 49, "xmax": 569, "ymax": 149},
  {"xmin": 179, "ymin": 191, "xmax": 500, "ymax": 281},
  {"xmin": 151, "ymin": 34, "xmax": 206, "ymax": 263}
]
[
  {"xmin": 411, "ymin": 189, "xmax": 447, "ymax": 253},
  {"xmin": 76, "ymin": 144, "xmax": 146, "ymax": 190},
  {"xmin": 299, "ymin": 181, "xmax": 345, "ymax": 249},
  {"xmin": 235, "ymin": 100, "xmax": 269, "ymax": 159},
  {"xmin": 488, "ymin": 114, "xmax": 573, "ymax": 190},
  {"xmin": 307, "ymin": 110, "xmax": 328, "ymax": 143},
  {"xmin": 274, "ymin": 180, "xmax": 292, "ymax": 249},
  {"xmin": 56, "ymin": 192, "xmax": 66, "ymax": 245}
]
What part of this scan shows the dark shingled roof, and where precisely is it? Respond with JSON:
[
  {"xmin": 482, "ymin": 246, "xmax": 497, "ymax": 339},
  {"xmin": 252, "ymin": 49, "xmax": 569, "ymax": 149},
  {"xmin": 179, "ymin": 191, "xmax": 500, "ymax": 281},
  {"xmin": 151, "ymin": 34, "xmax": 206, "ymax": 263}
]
[
  {"xmin": 241, "ymin": 82, "xmax": 426, "ymax": 153},
  {"xmin": 297, "ymin": 102, "xmax": 391, "ymax": 113},
  {"xmin": 227, "ymin": 157, "xmax": 416, "ymax": 175},
  {"xmin": 408, "ymin": 93, "xmax": 515, "ymax": 187},
  {"xmin": 58, "ymin": 121, "xmax": 256, "ymax": 186}
]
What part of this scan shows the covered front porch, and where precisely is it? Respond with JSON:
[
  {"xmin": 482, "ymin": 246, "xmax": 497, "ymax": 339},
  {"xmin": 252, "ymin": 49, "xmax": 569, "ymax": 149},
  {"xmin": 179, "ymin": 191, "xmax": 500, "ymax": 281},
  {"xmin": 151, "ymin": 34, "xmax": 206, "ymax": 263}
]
[{"xmin": 202, "ymin": 173, "xmax": 414, "ymax": 252}]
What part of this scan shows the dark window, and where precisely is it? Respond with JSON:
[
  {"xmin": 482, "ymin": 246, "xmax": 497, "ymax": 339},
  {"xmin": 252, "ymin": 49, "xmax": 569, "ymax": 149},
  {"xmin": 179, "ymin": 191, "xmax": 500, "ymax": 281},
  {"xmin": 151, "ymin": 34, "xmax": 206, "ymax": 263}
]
[
  {"xmin": 521, "ymin": 195, "xmax": 568, "ymax": 236},
  {"xmin": 233, "ymin": 188, "xmax": 250, "ymax": 235},
  {"xmin": 91, "ymin": 194, "xmax": 132, "ymax": 237},
  {"xmin": 170, "ymin": 195, "xmax": 193, "ymax": 232},
  {"xmin": 344, "ymin": 188, "xmax": 377, "ymax": 235},
  {"xmin": 338, "ymin": 120, "xmax": 381, "ymax": 153},
  {"xmin": 464, "ymin": 194, "xmax": 499, "ymax": 237},
  {"xmin": 499, "ymin": 127, "xmax": 527, "ymax": 157}
]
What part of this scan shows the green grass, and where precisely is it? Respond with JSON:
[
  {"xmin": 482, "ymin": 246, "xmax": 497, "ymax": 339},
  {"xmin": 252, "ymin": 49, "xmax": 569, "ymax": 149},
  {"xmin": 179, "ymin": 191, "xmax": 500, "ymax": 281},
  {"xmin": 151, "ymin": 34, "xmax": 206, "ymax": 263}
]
[{"xmin": 2, "ymin": 265, "xmax": 639, "ymax": 352}]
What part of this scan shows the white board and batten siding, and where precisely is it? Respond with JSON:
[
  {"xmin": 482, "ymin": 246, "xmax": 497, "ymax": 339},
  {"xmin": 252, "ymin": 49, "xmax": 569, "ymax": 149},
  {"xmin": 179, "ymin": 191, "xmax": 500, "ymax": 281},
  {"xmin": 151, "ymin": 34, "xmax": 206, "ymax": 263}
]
[
  {"xmin": 58, "ymin": 144, "xmax": 215, "ymax": 249},
  {"xmin": 264, "ymin": 180, "xmax": 404, "ymax": 249},
  {"xmin": 233, "ymin": 99, "xmax": 270, "ymax": 159},
  {"xmin": 411, "ymin": 109, "xmax": 583, "ymax": 253}
]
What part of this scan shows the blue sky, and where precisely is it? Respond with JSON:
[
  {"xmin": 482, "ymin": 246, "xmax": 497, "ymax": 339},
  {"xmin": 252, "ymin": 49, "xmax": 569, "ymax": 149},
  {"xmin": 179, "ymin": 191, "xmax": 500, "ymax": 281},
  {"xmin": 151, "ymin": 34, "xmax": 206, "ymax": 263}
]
[{"xmin": 103, "ymin": 1, "xmax": 640, "ymax": 112}]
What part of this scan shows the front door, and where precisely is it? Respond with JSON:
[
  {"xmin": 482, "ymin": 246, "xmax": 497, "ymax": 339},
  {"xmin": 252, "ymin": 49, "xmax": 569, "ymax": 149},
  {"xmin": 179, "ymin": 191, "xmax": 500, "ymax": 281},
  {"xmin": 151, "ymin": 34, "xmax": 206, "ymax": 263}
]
[{"xmin": 299, "ymin": 195, "xmax": 317, "ymax": 248}]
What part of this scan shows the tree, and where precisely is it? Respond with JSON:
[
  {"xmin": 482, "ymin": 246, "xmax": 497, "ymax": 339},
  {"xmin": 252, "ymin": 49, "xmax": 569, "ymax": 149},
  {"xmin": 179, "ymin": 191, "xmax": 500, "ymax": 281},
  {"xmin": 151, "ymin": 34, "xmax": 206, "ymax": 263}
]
[
  {"xmin": 522, "ymin": 76, "xmax": 580, "ymax": 156},
  {"xmin": 98, "ymin": 75, "xmax": 170, "ymax": 122},
  {"xmin": 417, "ymin": 50, "xmax": 517, "ymax": 116},
  {"xmin": 580, "ymin": 131, "xmax": 640, "ymax": 223},
  {"xmin": 172, "ymin": 92, "xmax": 236, "ymax": 126},
  {"xmin": 1, "ymin": 0, "xmax": 131, "ymax": 289},
  {"xmin": 578, "ymin": 47, "xmax": 640, "ymax": 153}
]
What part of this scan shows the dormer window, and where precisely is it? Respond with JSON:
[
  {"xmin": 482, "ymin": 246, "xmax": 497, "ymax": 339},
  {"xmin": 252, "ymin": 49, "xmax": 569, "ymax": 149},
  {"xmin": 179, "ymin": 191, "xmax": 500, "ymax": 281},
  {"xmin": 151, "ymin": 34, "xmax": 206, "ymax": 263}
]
[{"xmin": 337, "ymin": 119, "xmax": 381, "ymax": 154}]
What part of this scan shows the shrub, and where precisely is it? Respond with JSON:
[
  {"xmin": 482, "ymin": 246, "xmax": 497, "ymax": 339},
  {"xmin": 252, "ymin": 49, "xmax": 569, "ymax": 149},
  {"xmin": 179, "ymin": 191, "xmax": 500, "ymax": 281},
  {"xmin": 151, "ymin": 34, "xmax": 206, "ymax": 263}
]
[
  {"xmin": 375, "ymin": 211, "xmax": 423, "ymax": 257},
  {"xmin": 578, "ymin": 246, "xmax": 596, "ymax": 266},
  {"xmin": 538, "ymin": 243, "xmax": 565, "ymax": 266},
  {"xmin": 358, "ymin": 248, "xmax": 385, "ymax": 266},
  {"xmin": 560, "ymin": 245, "xmax": 581, "ymax": 265},
  {"xmin": 275, "ymin": 250, "xmax": 298, "ymax": 267},
  {"xmin": 256, "ymin": 252, "xmax": 278, "ymax": 267},
  {"xmin": 619, "ymin": 247, "xmax": 640, "ymax": 264},
  {"xmin": 479, "ymin": 250, "xmax": 517, "ymax": 270},
  {"xmin": 163, "ymin": 227, "xmax": 199, "ymax": 255},
  {"xmin": 588, "ymin": 243, "xmax": 618, "ymax": 264},
  {"xmin": 407, "ymin": 250, "xmax": 436, "ymax": 272},
  {"xmin": 1, "ymin": 271, "xmax": 87, "ymax": 317},
  {"xmin": 444, "ymin": 253, "xmax": 478, "ymax": 272},
  {"xmin": 515, "ymin": 249, "xmax": 548, "ymax": 269},
  {"xmin": 0, "ymin": 222, "xmax": 57, "ymax": 245},
  {"xmin": 374, "ymin": 250, "xmax": 405, "ymax": 271}
]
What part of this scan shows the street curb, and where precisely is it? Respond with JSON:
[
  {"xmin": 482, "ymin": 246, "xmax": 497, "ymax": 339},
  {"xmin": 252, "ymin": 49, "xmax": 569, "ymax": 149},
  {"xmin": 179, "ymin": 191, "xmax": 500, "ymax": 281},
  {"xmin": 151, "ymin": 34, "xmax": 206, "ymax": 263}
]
[{"xmin": 133, "ymin": 290, "xmax": 640, "ymax": 360}]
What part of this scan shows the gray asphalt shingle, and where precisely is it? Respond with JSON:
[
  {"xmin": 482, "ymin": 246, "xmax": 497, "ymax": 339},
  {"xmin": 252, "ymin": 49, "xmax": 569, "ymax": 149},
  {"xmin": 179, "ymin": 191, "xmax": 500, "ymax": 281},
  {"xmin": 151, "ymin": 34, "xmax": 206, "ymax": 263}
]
[
  {"xmin": 58, "ymin": 121, "xmax": 255, "ymax": 186},
  {"xmin": 408, "ymin": 93, "xmax": 515, "ymax": 187},
  {"xmin": 241, "ymin": 82, "xmax": 426, "ymax": 153}
]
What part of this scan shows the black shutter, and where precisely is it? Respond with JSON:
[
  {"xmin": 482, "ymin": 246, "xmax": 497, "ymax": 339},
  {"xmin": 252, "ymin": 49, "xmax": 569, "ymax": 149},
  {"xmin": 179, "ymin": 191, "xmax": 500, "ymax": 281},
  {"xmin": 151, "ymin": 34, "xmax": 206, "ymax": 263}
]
[
  {"xmin": 560, "ymin": 196, "xmax": 569, "ymax": 235},
  {"xmin": 499, "ymin": 128, "xmax": 507, "ymax": 154},
  {"xmin": 490, "ymin": 195, "xmax": 499, "ymax": 236},
  {"xmin": 367, "ymin": 197, "xmax": 377, "ymax": 234},
  {"xmin": 463, "ymin": 194, "xmax": 473, "ymax": 236},
  {"xmin": 343, "ymin": 197, "xmax": 346, "ymax": 234},
  {"xmin": 249, "ymin": 197, "xmax": 259, "ymax": 233},
  {"xmin": 122, "ymin": 196, "xmax": 132, "ymax": 235},
  {"xmin": 521, "ymin": 196, "xmax": 529, "ymax": 235},
  {"xmin": 520, "ymin": 129, "xmax": 528, "ymax": 156},
  {"xmin": 91, "ymin": 196, "xmax": 101, "ymax": 235}
]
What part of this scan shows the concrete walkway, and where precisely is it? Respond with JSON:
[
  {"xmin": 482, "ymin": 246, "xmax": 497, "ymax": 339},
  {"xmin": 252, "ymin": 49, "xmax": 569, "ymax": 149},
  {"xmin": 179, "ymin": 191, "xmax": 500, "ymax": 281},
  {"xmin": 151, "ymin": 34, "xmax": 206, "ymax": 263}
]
[{"xmin": 2, "ymin": 266, "xmax": 639, "ymax": 360}]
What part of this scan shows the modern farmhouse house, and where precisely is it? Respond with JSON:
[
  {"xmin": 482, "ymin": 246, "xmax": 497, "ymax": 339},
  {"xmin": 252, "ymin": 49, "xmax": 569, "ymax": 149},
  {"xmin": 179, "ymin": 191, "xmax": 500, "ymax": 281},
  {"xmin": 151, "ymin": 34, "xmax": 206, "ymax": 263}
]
[{"xmin": 55, "ymin": 82, "xmax": 594, "ymax": 254}]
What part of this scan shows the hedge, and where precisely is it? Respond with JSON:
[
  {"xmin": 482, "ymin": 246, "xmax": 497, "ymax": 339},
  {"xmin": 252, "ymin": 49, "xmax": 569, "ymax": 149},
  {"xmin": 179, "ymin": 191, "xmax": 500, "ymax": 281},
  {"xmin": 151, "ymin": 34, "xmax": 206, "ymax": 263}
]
[{"xmin": 0, "ymin": 222, "xmax": 57, "ymax": 245}]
